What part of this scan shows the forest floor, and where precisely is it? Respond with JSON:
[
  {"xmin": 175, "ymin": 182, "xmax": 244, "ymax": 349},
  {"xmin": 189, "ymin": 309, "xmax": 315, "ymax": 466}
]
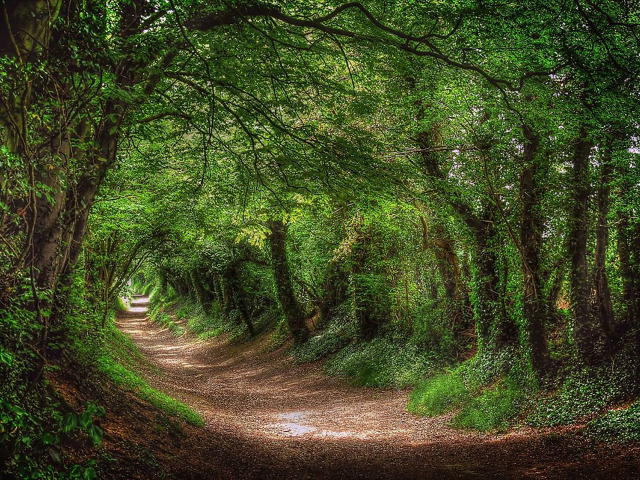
[{"xmin": 102, "ymin": 295, "xmax": 640, "ymax": 479}]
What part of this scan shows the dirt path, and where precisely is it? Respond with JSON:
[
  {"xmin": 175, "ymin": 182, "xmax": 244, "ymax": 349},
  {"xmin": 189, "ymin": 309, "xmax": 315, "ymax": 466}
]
[{"xmin": 115, "ymin": 296, "xmax": 640, "ymax": 479}]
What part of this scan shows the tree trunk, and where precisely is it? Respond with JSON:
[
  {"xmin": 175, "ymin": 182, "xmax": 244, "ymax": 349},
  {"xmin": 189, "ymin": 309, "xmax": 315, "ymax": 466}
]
[
  {"xmin": 593, "ymin": 147, "xmax": 615, "ymax": 350},
  {"xmin": 351, "ymin": 221, "xmax": 389, "ymax": 339},
  {"xmin": 159, "ymin": 268, "xmax": 169, "ymax": 296},
  {"xmin": 475, "ymin": 215, "xmax": 501, "ymax": 350},
  {"xmin": 417, "ymin": 119, "xmax": 515, "ymax": 358},
  {"xmin": 568, "ymin": 131, "xmax": 596, "ymax": 361},
  {"xmin": 418, "ymin": 214, "xmax": 461, "ymax": 301},
  {"xmin": 519, "ymin": 126, "xmax": 550, "ymax": 376},
  {"xmin": 319, "ymin": 260, "xmax": 349, "ymax": 323},
  {"xmin": 191, "ymin": 271, "xmax": 211, "ymax": 314},
  {"xmin": 616, "ymin": 194, "xmax": 640, "ymax": 345},
  {"xmin": 211, "ymin": 273, "xmax": 226, "ymax": 313},
  {"xmin": 224, "ymin": 263, "xmax": 255, "ymax": 336},
  {"xmin": 268, "ymin": 219, "xmax": 308, "ymax": 343}
]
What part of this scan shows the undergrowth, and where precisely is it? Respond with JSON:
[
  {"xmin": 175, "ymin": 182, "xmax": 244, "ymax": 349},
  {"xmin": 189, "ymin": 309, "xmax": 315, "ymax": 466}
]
[
  {"xmin": 323, "ymin": 336, "xmax": 438, "ymax": 389},
  {"xmin": 408, "ymin": 347, "xmax": 640, "ymax": 437},
  {"xmin": 148, "ymin": 290, "xmax": 185, "ymax": 337},
  {"xmin": 587, "ymin": 400, "xmax": 640, "ymax": 442},
  {"xmin": 408, "ymin": 351, "xmax": 537, "ymax": 432},
  {"xmin": 527, "ymin": 356, "xmax": 640, "ymax": 436},
  {"xmin": 150, "ymin": 287, "xmax": 279, "ymax": 343}
]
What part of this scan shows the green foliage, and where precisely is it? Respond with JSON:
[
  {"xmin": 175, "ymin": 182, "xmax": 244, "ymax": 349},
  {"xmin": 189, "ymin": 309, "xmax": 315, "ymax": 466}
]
[
  {"xmin": 408, "ymin": 364, "xmax": 481, "ymax": 416},
  {"xmin": 115, "ymin": 296, "xmax": 129, "ymax": 312},
  {"xmin": 409, "ymin": 356, "xmax": 536, "ymax": 432},
  {"xmin": 527, "ymin": 363, "xmax": 639, "ymax": 427},
  {"xmin": 186, "ymin": 303, "xmax": 233, "ymax": 340},
  {"xmin": 292, "ymin": 304, "xmax": 358, "ymax": 363},
  {"xmin": 587, "ymin": 401, "xmax": 640, "ymax": 443},
  {"xmin": 150, "ymin": 310, "xmax": 185, "ymax": 337},
  {"xmin": 452, "ymin": 378, "xmax": 530, "ymax": 432},
  {"xmin": 324, "ymin": 334, "xmax": 438, "ymax": 389},
  {"xmin": 148, "ymin": 295, "xmax": 185, "ymax": 337},
  {"xmin": 0, "ymin": 397, "xmax": 105, "ymax": 479}
]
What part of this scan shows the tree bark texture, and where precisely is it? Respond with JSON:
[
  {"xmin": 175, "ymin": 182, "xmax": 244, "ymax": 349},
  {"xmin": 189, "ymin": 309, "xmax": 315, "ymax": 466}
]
[
  {"xmin": 568, "ymin": 132, "xmax": 596, "ymax": 361},
  {"xmin": 268, "ymin": 219, "xmax": 308, "ymax": 343},
  {"xmin": 519, "ymin": 126, "xmax": 550, "ymax": 375}
]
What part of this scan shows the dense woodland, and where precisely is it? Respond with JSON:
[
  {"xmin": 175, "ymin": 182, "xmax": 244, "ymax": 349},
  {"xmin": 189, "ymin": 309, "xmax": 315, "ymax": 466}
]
[{"xmin": 1, "ymin": 0, "xmax": 640, "ymax": 478}]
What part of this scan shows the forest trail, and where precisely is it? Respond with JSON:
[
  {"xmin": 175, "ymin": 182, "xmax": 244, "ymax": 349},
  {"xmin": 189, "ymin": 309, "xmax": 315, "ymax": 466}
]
[{"xmin": 115, "ymin": 296, "xmax": 640, "ymax": 479}]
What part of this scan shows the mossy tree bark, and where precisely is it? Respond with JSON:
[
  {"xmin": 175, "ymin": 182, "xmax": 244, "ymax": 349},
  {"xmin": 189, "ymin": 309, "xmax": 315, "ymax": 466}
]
[
  {"xmin": 223, "ymin": 263, "xmax": 255, "ymax": 336},
  {"xmin": 593, "ymin": 144, "xmax": 615, "ymax": 351},
  {"xmin": 519, "ymin": 125, "xmax": 550, "ymax": 376},
  {"xmin": 568, "ymin": 131, "xmax": 597, "ymax": 361},
  {"xmin": 268, "ymin": 219, "xmax": 308, "ymax": 343}
]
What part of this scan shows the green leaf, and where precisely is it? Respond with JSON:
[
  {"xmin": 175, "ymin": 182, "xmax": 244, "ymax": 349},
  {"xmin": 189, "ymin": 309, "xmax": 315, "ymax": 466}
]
[
  {"xmin": 84, "ymin": 466, "xmax": 98, "ymax": 480},
  {"xmin": 79, "ymin": 411, "xmax": 92, "ymax": 429},
  {"xmin": 41, "ymin": 432, "xmax": 55, "ymax": 445},
  {"xmin": 88, "ymin": 424, "xmax": 103, "ymax": 447},
  {"xmin": 63, "ymin": 413, "xmax": 78, "ymax": 432}
]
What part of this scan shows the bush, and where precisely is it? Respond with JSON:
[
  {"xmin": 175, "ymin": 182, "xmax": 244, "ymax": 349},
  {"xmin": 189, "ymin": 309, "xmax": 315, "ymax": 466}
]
[
  {"xmin": 527, "ymin": 363, "xmax": 638, "ymax": 427},
  {"xmin": 293, "ymin": 303, "xmax": 358, "ymax": 362},
  {"xmin": 408, "ymin": 363, "xmax": 480, "ymax": 416}
]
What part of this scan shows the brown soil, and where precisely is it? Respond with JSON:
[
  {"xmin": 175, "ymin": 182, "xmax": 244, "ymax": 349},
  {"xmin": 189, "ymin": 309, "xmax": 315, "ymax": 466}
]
[{"xmin": 70, "ymin": 296, "xmax": 640, "ymax": 479}]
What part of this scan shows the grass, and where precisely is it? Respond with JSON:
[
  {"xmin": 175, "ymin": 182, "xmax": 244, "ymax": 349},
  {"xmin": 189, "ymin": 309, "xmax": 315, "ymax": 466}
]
[
  {"xmin": 115, "ymin": 296, "xmax": 129, "ymax": 312},
  {"xmin": 97, "ymin": 324, "xmax": 203, "ymax": 427},
  {"xmin": 292, "ymin": 308, "xmax": 357, "ymax": 363},
  {"xmin": 408, "ymin": 351, "xmax": 640, "ymax": 436},
  {"xmin": 452, "ymin": 377, "xmax": 529, "ymax": 431},
  {"xmin": 148, "ymin": 295, "xmax": 185, "ymax": 337},
  {"xmin": 182, "ymin": 300, "xmax": 235, "ymax": 339},
  {"xmin": 408, "ymin": 355, "xmax": 535, "ymax": 432},
  {"xmin": 408, "ymin": 363, "xmax": 481, "ymax": 416},
  {"xmin": 150, "ymin": 309, "xmax": 185, "ymax": 336}
]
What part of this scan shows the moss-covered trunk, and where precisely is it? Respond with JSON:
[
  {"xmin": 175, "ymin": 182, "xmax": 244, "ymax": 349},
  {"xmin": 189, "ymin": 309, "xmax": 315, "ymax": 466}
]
[
  {"xmin": 568, "ymin": 132, "xmax": 596, "ymax": 361},
  {"xmin": 519, "ymin": 126, "xmax": 550, "ymax": 376},
  {"xmin": 268, "ymin": 219, "xmax": 308, "ymax": 343}
]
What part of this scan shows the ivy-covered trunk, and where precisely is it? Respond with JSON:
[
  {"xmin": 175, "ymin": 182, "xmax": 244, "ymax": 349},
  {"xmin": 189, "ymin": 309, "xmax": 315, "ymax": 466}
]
[
  {"xmin": 418, "ymin": 215, "xmax": 462, "ymax": 301},
  {"xmin": 223, "ymin": 262, "xmax": 255, "ymax": 336},
  {"xmin": 474, "ymin": 210, "xmax": 503, "ymax": 352},
  {"xmin": 593, "ymin": 146, "xmax": 615, "ymax": 350},
  {"xmin": 191, "ymin": 271, "xmax": 213, "ymax": 315},
  {"xmin": 350, "ymin": 218, "xmax": 390, "ymax": 339},
  {"xmin": 433, "ymin": 230, "xmax": 461, "ymax": 301},
  {"xmin": 616, "ymin": 163, "xmax": 640, "ymax": 351},
  {"xmin": 519, "ymin": 126, "xmax": 550, "ymax": 376},
  {"xmin": 319, "ymin": 260, "xmax": 349, "ymax": 323},
  {"xmin": 268, "ymin": 219, "xmax": 308, "ymax": 343},
  {"xmin": 568, "ymin": 131, "xmax": 596, "ymax": 361}
]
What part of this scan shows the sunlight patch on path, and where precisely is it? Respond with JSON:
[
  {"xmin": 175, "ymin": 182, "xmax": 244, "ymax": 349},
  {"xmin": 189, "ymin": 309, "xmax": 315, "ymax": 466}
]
[
  {"xmin": 271, "ymin": 411, "xmax": 317, "ymax": 436},
  {"xmin": 128, "ymin": 305, "xmax": 149, "ymax": 313}
]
